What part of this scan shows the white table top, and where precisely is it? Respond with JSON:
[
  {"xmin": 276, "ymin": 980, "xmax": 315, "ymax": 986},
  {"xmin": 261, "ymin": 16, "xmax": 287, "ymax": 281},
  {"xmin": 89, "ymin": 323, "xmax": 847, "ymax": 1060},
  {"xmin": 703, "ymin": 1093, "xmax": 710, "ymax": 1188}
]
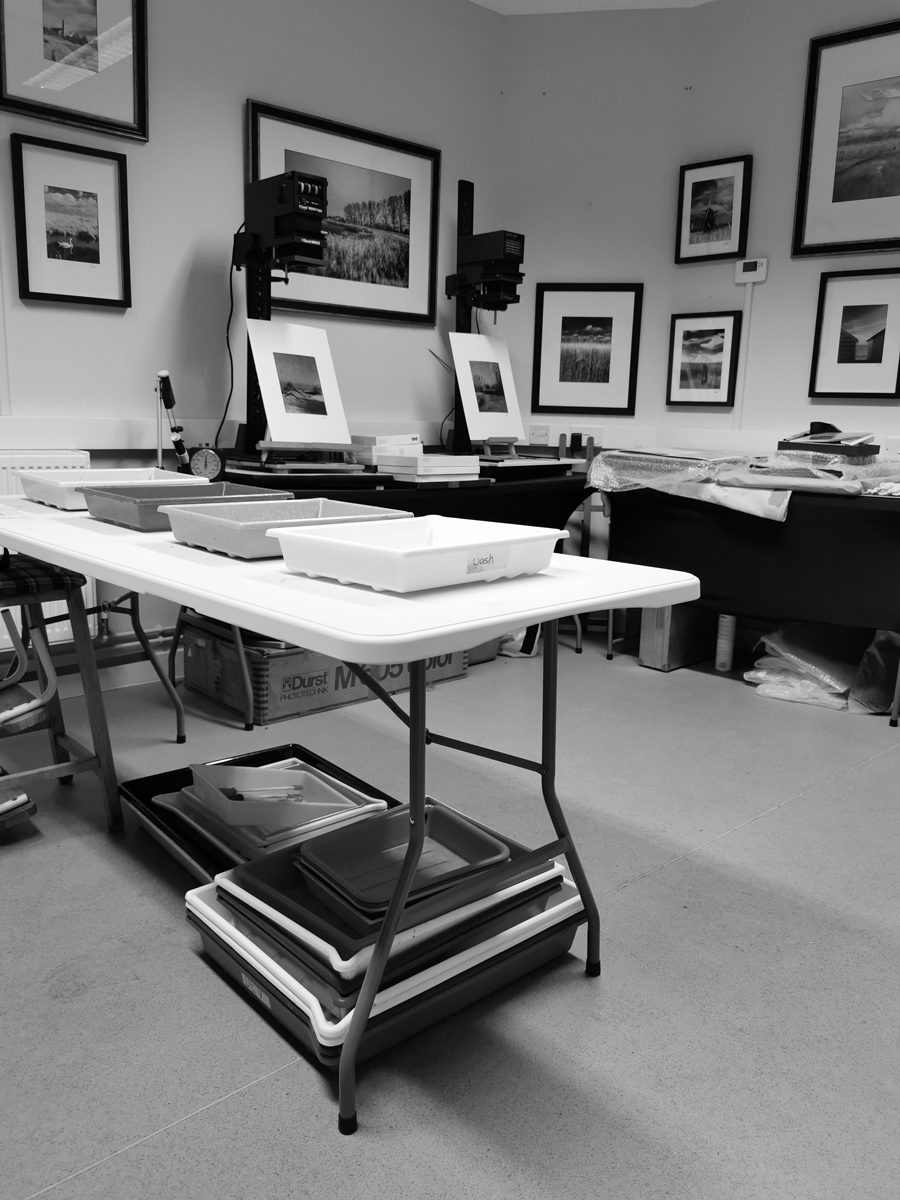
[{"xmin": 0, "ymin": 497, "xmax": 700, "ymax": 662}]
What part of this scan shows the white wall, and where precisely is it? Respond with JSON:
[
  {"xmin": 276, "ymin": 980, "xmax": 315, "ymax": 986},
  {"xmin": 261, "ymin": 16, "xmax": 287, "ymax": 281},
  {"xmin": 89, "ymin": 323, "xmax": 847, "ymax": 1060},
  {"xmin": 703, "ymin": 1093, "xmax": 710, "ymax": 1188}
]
[
  {"xmin": 0, "ymin": 0, "xmax": 505, "ymax": 450},
  {"xmin": 494, "ymin": 0, "xmax": 900, "ymax": 451},
  {"xmin": 3, "ymin": 0, "xmax": 900, "ymax": 454}
]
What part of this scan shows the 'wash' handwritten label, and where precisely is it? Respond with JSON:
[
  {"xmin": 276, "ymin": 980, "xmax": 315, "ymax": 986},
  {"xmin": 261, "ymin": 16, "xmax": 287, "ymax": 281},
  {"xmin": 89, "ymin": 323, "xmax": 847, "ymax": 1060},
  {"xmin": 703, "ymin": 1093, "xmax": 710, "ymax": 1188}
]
[{"xmin": 467, "ymin": 546, "xmax": 509, "ymax": 575}]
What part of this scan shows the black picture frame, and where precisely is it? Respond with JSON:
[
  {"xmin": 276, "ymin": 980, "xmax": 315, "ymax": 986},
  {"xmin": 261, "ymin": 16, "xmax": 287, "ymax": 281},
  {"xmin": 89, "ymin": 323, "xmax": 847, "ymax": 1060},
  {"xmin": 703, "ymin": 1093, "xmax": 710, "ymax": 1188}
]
[
  {"xmin": 0, "ymin": 0, "xmax": 148, "ymax": 141},
  {"xmin": 665, "ymin": 311, "xmax": 742, "ymax": 408},
  {"xmin": 10, "ymin": 132, "xmax": 131, "ymax": 307},
  {"xmin": 808, "ymin": 268, "xmax": 900, "ymax": 398},
  {"xmin": 531, "ymin": 282, "xmax": 643, "ymax": 416},
  {"xmin": 793, "ymin": 18, "xmax": 900, "ymax": 257},
  {"xmin": 674, "ymin": 155, "xmax": 752, "ymax": 264},
  {"xmin": 247, "ymin": 99, "xmax": 440, "ymax": 324}
]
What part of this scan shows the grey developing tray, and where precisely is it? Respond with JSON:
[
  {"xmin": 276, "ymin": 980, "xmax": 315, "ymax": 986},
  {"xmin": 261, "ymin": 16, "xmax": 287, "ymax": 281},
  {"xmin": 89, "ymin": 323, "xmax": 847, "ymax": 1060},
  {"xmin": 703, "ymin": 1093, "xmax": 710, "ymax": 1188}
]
[
  {"xmin": 81, "ymin": 483, "xmax": 292, "ymax": 531},
  {"xmin": 163, "ymin": 497, "xmax": 411, "ymax": 558}
]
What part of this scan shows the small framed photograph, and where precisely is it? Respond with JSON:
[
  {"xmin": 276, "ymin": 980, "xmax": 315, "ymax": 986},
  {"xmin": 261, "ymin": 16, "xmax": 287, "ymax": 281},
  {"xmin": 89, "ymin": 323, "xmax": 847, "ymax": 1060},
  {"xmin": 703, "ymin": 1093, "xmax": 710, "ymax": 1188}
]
[
  {"xmin": 448, "ymin": 333, "xmax": 525, "ymax": 444},
  {"xmin": 10, "ymin": 132, "xmax": 130, "ymax": 307},
  {"xmin": 246, "ymin": 319, "xmax": 351, "ymax": 446},
  {"xmin": 793, "ymin": 19, "xmax": 900, "ymax": 256},
  {"xmin": 0, "ymin": 0, "xmax": 148, "ymax": 140},
  {"xmin": 531, "ymin": 282, "xmax": 643, "ymax": 416},
  {"xmin": 675, "ymin": 155, "xmax": 752, "ymax": 263},
  {"xmin": 808, "ymin": 268, "xmax": 900, "ymax": 399},
  {"xmin": 665, "ymin": 311, "xmax": 742, "ymax": 407},
  {"xmin": 248, "ymin": 99, "xmax": 440, "ymax": 324}
]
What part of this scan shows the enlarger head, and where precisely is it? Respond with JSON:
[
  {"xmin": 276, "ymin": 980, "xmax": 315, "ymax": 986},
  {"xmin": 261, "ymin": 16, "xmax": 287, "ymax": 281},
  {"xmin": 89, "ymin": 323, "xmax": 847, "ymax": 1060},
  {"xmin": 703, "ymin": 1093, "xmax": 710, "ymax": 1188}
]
[
  {"xmin": 446, "ymin": 229, "xmax": 525, "ymax": 312},
  {"xmin": 235, "ymin": 171, "xmax": 328, "ymax": 271}
]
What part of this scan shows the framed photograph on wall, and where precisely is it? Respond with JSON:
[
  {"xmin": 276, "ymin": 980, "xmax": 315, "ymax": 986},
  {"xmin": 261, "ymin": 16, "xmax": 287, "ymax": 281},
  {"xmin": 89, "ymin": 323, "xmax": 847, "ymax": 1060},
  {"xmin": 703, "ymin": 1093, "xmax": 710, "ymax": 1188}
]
[
  {"xmin": 247, "ymin": 99, "xmax": 440, "ymax": 324},
  {"xmin": 793, "ymin": 19, "xmax": 900, "ymax": 256},
  {"xmin": 808, "ymin": 268, "xmax": 900, "ymax": 398},
  {"xmin": 665, "ymin": 311, "xmax": 742, "ymax": 407},
  {"xmin": 10, "ymin": 133, "xmax": 130, "ymax": 307},
  {"xmin": 448, "ymin": 332, "xmax": 525, "ymax": 444},
  {"xmin": 531, "ymin": 282, "xmax": 643, "ymax": 416},
  {"xmin": 0, "ymin": 0, "xmax": 148, "ymax": 140},
  {"xmin": 675, "ymin": 155, "xmax": 752, "ymax": 263},
  {"xmin": 246, "ymin": 319, "xmax": 352, "ymax": 446}
]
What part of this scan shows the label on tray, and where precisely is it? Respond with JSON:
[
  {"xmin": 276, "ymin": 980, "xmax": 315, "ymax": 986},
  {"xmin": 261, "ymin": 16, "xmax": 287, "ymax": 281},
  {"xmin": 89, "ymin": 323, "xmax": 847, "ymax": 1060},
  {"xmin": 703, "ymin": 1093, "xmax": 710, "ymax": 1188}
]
[{"xmin": 466, "ymin": 545, "xmax": 510, "ymax": 576}]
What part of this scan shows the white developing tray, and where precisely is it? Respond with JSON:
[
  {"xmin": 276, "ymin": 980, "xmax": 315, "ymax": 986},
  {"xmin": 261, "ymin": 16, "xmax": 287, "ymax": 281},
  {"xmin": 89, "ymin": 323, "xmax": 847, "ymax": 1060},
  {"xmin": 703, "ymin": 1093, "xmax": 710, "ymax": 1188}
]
[
  {"xmin": 164, "ymin": 497, "xmax": 411, "ymax": 559},
  {"xmin": 15, "ymin": 467, "xmax": 209, "ymax": 510},
  {"xmin": 270, "ymin": 514, "xmax": 568, "ymax": 592},
  {"xmin": 189, "ymin": 760, "xmax": 380, "ymax": 826}
]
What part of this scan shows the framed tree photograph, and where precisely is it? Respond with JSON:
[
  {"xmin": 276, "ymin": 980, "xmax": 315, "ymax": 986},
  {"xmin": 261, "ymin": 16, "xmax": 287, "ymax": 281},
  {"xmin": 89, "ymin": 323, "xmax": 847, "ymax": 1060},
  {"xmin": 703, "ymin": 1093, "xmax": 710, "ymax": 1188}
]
[
  {"xmin": 0, "ymin": 0, "xmax": 148, "ymax": 140},
  {"xmin": 246, "ymin": 319, "xmax": 352, "ymax": 446},
  {"xmin": 10, "ymin": 133, "xmax": 130, "ymax": 307},
  {"xmin": 666, "ymin": 311, "xmax": 742, "ymax": 407},
  {"xmin": 793, "ymin": 19, "xmax": 900, "ymax": 256},
  {"xmin": 247, "ymin": 99, "xmax": 440, "ymax": 324},
  {"xmin": 531, "ymin": 282, "xmax": 643, "ymax": 416},
  {"xmin": 448, "ymin": 332, "xmax": 525, "ymax": 444},
  {"xmin": 675, "ymin": 155, "xmax": 752, "ymax": 263},
  {"xmin": 808, "ymin": 268, "xmax": 900, "ymax": 398}
]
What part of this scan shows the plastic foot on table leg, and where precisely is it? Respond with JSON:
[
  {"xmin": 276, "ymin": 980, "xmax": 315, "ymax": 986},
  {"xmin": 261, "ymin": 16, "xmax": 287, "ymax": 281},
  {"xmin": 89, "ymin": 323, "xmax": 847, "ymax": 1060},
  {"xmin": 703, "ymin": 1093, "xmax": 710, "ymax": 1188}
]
[
  {"xmin": 585, "ymin": 960, "xmax": 602, "ymax": 977},
  {"xmin": 176, "ymin": 734, "xmax": 186, "ymax": 744},
  {"xmin": 338, "ymin": 1112, "xmax": 358, "ymax": 1136}
]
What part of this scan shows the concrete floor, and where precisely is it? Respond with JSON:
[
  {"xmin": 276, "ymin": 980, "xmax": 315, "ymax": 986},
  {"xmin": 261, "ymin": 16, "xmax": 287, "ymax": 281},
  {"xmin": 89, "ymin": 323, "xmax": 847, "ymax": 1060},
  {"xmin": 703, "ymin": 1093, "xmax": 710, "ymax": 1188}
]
[{"xmin": 2, "ymin": 633, "xmax": 898, "ymax": 1200}]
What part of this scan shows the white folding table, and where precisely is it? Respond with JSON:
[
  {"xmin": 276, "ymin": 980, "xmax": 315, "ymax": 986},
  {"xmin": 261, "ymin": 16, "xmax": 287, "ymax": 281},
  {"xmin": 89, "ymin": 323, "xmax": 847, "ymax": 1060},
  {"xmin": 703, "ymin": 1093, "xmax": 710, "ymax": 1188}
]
[{"xmin": 0, "ymin": 497, "xmax": 699, "ymax": 1131}]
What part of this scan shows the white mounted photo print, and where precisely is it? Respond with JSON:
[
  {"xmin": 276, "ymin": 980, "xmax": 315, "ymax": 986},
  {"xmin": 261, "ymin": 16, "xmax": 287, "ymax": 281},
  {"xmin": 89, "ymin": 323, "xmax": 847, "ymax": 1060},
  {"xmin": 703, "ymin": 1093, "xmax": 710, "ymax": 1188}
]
[
  {"xmin": 246, "ymin": 319, "xmax": 351, "ymax": 446},
  {"xmin": 448, "ymin": 333, "xmax": 525, "ymax": 444}
]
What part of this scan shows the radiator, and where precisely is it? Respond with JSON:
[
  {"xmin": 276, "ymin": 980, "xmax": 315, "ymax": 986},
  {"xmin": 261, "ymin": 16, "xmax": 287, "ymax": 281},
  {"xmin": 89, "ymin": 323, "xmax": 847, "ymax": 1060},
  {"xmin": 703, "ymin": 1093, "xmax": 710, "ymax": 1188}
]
[{"xmin": 0, "ymin": 450, "xmax": 97, "ymax": 648}]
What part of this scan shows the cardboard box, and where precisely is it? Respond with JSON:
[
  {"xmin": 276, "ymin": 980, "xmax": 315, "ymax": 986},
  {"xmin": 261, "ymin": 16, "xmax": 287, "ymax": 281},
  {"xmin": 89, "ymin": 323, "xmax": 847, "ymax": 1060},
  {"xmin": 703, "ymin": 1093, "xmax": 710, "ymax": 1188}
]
[
  {"xmin": 181, "ymin": 613, "xmax": 466, "ymax": 724},
  {"xmin": 638, "ymin": 604, "xmax": 716, "ymax": 671}
]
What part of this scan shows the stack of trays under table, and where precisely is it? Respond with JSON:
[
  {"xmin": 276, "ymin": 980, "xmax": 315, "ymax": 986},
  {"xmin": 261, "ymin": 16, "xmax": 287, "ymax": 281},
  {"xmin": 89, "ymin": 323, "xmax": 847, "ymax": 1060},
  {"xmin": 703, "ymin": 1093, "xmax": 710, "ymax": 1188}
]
[{"xmin": 180, "ymin": 774, "xmax": 584, "ymax": 1067}]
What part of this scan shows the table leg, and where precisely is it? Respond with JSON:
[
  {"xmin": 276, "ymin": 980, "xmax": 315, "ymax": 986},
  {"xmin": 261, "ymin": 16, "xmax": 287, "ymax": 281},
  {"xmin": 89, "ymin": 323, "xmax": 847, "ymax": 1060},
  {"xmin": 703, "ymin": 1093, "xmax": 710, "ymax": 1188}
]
[
  {"xmin": 540, "ymin": 620, "xmax": 601, "ymax": 975},
  {"xmin": 337, "ymin": 659, "xmax": 429, "ymax": 1134},
  {"xmin": 126, "ymin": 593, "xmax": 186, "ymax": 743}
]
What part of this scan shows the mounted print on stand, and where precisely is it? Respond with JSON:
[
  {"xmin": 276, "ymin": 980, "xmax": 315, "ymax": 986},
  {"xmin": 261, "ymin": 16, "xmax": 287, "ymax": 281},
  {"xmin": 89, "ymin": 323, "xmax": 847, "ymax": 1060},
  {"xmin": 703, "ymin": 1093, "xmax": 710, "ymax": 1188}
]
[
  {"xmin": 666, "ymin": 311, "xmax": 742, "ymax": 408},
  {"xmin": 793, "ymin": 19, "xmax": 900, "ymax": 256},
  {"xmin": 246, "ymin": 319, "xmax": 352, "ymax": 447},
  {"xmin": 247, "ymin": 99, "xmax": 440, "ymax": 324},
  {"xmin": 809, "ymin": 268, "xmax": 900, "ymax": 398},
  {"xmin": 10, "ymin": 132, "xmax": 130, "ymax": 307},
  {"xmin": 531, "ymin": 283, "xmax": 643, "ymax": 416},
  {"xmin": 675, "ymin": 156, "xmax": 752, "ymax": 263},
  {"xmin": 448, "ymin": 332, "xmax": 525, "ymax": 446},
  {"xmin": 0, "ymin": 0, "xmax": 148, "ymax": 140}
]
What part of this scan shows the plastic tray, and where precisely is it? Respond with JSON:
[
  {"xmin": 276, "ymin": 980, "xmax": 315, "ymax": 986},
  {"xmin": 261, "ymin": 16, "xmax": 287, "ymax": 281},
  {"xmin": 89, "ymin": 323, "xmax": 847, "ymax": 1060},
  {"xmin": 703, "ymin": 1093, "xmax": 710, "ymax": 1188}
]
[
  {"xmin": 215, "ymin": 876, "xmax": 564, "ymax": 1015},
  {"xmin": 119, "ymin": 743, "xmax": 399, "ymax": 883},
  {"xmin": 296, "ymin": 801, "xmax": 509, "ymax": 914},
  {"xmin": 15, "ymin": 467, "xmax": 209, "ymax": 510},
  {"xmin": 189, "ymin": 760, "xmax": 376, "ymax": 826},
  {"xmin": 81, "ymin": 482, "xmax": 292, "ymax": 531},
  {"xmin": 225, "ymin": 815, "xmax": 553, "ymax": 958},
  {"xmin": 186, "ymin": 877, "xmax": 583, "ymax": 1057},
  {"xmin": 218, "ymin": 868, "xmax": 564, "ymax": 996},
  {"xmin": 165, "ymin": 498, "xmax": 412, "ymax": 559},
  {"xmin": 270, "ymin": 514, "xmax": 568, "ymax": 592}
]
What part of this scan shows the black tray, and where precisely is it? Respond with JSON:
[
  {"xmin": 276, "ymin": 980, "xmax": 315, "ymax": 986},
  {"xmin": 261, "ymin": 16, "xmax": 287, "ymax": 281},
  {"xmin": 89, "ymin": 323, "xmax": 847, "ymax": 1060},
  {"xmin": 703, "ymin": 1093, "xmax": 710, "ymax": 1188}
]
[{"xmin": 227, "ymin": 825, "xmax": 556, "ymax": 959}]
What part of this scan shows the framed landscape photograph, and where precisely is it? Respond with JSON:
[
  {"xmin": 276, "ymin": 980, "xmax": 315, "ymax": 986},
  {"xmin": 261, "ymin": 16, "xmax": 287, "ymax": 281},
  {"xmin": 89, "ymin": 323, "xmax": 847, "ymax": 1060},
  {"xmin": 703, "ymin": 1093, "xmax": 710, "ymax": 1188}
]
[
  {"xmin": 10, "ymin": 132, "xmax": 130, "ymax": 306},
  {"xmin": 531, "ymin": 282, "xmax": 643, "ymax": 416},
  {"xmin": 808, "ymin": 268, "xmax": 900, "ymax": 398},
  {"xmin": 247, "ymin": 99, "xmax": 440, "ymax": 324},
  {"xmin": 0, "ymin": 0, "xmax": 148, "ymax": 140},
  {"xmin": 666, "ymin": 311, "xmax": 742, "ymax": 408},
  {"xmin": 448, "ymin": 332, "xmax": 525, "ymax": 444},
  {"xmin": 675, "ymin": 155, "xmax": 752, "ymax": 263},
  {"xmin": 793, "ymin": 19, "xmax": 900, "ymax": 256},
  {"xmin": 246, "ymin": 318, "xmax": 352, "ymax": 446}
]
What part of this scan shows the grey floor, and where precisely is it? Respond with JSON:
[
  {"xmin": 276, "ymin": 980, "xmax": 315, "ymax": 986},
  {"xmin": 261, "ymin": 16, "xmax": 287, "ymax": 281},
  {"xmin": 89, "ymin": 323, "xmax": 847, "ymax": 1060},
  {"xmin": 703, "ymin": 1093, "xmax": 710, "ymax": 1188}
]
[{"xmin": 2, "ymin": 631, "xmax": 898, "ymax": 1200}]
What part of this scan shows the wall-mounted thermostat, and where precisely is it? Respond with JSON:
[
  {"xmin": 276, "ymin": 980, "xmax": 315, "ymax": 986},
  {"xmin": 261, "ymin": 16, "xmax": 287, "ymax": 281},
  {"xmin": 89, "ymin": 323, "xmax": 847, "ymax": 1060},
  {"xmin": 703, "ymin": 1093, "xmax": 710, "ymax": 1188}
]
[{"xmin": 735, "ymin": 256, "xmax": 768, "ymax": 283}]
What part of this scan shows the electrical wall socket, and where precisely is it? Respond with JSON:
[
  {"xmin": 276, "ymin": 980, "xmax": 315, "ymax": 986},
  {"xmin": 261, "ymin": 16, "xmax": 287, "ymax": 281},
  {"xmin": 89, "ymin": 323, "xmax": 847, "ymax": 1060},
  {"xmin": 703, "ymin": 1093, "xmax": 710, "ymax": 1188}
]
[{"xmin": 529, "ymin": 423, "xmax": 550, "ymax": 445}]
